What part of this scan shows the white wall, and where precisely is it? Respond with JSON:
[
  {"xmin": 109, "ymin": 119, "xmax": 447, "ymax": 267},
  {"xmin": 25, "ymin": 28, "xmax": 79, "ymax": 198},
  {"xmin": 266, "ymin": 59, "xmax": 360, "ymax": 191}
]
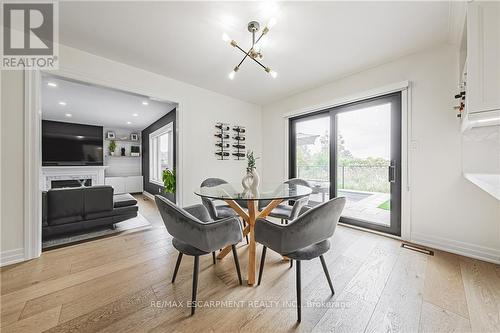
[
  {"xmin": 261, "ymin": 45, "xmax": 500, "ymax": 263},
  {"xmin": 1, "ymin": 71, "xmax": 26, "ymax": 263},
  {"xmin": 0, "ymin": 44, "xmax": 262, "ymax": 259}
]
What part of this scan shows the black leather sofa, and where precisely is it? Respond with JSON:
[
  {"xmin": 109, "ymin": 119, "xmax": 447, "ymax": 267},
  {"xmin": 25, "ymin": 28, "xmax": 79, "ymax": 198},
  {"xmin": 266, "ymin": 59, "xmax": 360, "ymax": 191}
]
[{"xmin": 42, "ymin": 185, "xmax": 138, "ymax": 238}]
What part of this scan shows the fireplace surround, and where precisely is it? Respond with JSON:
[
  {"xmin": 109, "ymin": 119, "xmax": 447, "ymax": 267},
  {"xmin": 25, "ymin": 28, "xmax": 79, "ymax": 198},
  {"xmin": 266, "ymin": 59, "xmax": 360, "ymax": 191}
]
[{"xmin": 41, "ymin": 166, "xmax": 108, "ymax": 191}]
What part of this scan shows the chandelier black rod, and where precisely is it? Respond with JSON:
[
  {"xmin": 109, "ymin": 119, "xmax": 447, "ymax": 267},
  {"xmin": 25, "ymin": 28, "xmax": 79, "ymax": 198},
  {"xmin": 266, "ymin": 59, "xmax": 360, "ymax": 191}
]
[
  {"xmin": 254, "ymin": 31, "xmax": 266, "ymax": 45},
  {"xmin": 237, "ymin": 54, "xmax": 248, "ymax": 69},
  {"xmin": 238, "ymin": 30, "xmax": 266, "ymax": 69},
  {"xmin": 250, "ymin": 56, "xmax": 268, "ymax": 71},
  {"xmin": 234, "ymin": 44, "xmax": 267, "ymax": 71}
]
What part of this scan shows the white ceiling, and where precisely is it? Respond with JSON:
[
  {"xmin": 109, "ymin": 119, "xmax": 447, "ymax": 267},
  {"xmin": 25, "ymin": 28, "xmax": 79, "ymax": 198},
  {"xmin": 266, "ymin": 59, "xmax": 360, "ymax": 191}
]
[
  {"xmin": 41, "ymin": 74, "xmax": 176, "ymax": 130},
  {"xmin": 59, "ymin": 1, "xmax": 453, "ymax": 105}
]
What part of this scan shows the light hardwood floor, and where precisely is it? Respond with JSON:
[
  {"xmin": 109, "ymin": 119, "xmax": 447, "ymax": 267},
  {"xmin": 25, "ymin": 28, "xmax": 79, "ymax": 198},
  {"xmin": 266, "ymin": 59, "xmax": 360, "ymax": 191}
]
[{"xmin": 1, "ymin": 195, "xmax": 499, "ymax": 333}]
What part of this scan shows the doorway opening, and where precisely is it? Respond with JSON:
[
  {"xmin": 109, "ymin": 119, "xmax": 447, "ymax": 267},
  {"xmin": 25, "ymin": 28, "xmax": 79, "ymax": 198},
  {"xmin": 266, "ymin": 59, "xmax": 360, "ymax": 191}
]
[{"xmin": 40, "ymin": 73, "xmax": 178, "ymax": 249}]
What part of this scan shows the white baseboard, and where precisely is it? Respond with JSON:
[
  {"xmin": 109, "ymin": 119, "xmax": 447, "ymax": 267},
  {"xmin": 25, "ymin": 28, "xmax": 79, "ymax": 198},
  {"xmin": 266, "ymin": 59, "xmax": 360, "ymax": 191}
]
[
  {"xmin": 411, "ymin": 232, "xmax": 500, "ymax": 264},
  {"xmin": 0, "ymin": 248, "xmax": 26, "ymax": 267},
  {"xmin": 142, "ymin": 191, "xmax": 155, "ymax": 201}
]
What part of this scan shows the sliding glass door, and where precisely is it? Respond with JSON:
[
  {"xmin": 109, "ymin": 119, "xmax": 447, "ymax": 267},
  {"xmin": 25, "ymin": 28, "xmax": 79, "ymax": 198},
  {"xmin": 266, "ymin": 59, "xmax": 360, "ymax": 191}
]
[
  {"xmin": 290, "ymin": 92, "xmax": 401, "ymax": 235},
  {"xmin": 289, "ymin": 113, "xmax": 331, "ymax": 206}
]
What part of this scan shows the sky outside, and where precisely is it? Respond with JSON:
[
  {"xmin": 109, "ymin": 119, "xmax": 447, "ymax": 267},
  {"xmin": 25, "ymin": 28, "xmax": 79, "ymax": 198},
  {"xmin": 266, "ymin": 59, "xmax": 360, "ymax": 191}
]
[{"xmin": 296, "ymin": 103, "xmax": 391, "ymax": 160}]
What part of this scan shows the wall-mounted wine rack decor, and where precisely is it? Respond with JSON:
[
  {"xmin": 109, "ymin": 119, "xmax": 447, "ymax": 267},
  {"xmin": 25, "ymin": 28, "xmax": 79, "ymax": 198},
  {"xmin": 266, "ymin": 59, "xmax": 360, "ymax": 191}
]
[
  {"xmin": 214, "ymin": 122, "xmax": 230, "ymax": 160},
  {"xmin": 232, "ymin": 125, "xmax": 246, "ymax": 160}
]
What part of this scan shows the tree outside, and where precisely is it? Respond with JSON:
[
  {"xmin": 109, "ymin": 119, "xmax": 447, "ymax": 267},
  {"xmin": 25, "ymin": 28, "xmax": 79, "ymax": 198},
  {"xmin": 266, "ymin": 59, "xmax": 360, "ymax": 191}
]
[{"xmin": 296, "ymin": 131, "xmax": 390, "ymax": 193}]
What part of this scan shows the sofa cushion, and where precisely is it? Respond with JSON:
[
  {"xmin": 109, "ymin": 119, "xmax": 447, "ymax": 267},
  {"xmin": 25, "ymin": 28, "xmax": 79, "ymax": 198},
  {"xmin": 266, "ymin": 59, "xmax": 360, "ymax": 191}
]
[
  {"xmin": 113, "ymin": 205, "xmax": 139, "ymax": 215},
  {"xmin": 43, "ymin": 216, "xmax": 115, "ymax": 238},
  {"xmin": 47, "ymin": 187, "xmax": 84, "ymax": 225},
  {"xmin": 85, "ymin": 205, "xmax": 138, "ymax": 220},
  {"xmin": 50, "ymin": 215, "xmax": 84, "ymax": 226},
  {"xmin": 84, "ymin": 186, "xmax": 114, "ymax": 215},
  {"xmin": 113, "ymin": 193, "xmax": 138, "ymax": 208}
]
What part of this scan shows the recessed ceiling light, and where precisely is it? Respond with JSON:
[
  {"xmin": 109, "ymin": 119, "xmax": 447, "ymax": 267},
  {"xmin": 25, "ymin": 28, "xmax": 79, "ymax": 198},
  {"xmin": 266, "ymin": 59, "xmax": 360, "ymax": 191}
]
[
  {"xmin": 59, "ymin": 101, "xmax": 67, "ymax": 106},
  {"xmin": 47, "ymin": 82, "xmax": 57, "ymax": 87},
  {"xmin": 132, "ymin": 113, "xmax": 138, "ymax": 117},
  {"xmin": 127, "ymin": 121, "xmax": 132, "ymax": 125},
  {"xmin": 65, "ymin": 113, "xmax": 72, "ymax": 117},
  {"xmin": 76, "ymin": 135, "xmax": 84, "ymax": 139},
  {"xmin": 142, "ymin": 101, "xmax": 149, "ymax": 106}
]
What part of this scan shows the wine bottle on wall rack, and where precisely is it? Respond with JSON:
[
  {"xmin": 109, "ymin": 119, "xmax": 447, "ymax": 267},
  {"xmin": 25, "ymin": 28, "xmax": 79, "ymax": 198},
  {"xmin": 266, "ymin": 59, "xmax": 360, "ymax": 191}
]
[
  {"xmin": 232, "ymin": 144, "xmax": 245, "ymax": 149},
  {"xmin": 232, "ymin": 127, "xmax": 246, "ymax": 133},
  {"xmin": 215, "ymin": 151, "xmax": 230, "ymax": 157},
  {"xmin": 214, "ymin": 133, "xmax": 230, "ymax": 139},
  {"xmin": 215, "ymin": 142, "xmax": 230, "ymax": 148},
  {"xmin": 215, "ymin": 123, "xmax": 230, "ymax": 131},
  {"xmin": 232, "ymin": 152, "xmax": 245, "ymax": 158},
  {"xmin": 233, "ymin": 135, "xmax": 245, "ymax": 141}
]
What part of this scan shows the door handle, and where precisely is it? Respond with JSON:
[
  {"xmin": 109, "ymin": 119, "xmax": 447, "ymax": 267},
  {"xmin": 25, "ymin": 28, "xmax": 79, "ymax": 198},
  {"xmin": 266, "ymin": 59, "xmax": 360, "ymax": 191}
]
[{"xmin": 388, "ymin": 163, "xmax": 396, "ymax": 183}]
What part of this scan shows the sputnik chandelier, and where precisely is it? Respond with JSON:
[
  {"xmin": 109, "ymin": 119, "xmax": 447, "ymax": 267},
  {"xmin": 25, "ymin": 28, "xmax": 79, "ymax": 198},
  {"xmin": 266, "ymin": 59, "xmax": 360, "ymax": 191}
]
[{"xmin": 222, "ymin": 18, "xmax": 278, "ymax": 80}]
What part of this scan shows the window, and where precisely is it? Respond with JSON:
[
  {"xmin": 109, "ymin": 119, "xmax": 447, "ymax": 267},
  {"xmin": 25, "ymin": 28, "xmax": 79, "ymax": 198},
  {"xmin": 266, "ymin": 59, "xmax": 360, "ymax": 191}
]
[{"xmin": 149, "ymin": 123, "xmax": 173, "ymax": 185}]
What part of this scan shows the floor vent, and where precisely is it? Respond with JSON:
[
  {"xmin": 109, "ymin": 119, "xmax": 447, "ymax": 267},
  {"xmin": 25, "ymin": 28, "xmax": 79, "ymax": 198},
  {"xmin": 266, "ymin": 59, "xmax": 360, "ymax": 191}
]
[{"xmin": 401, "ymin": 243, "xmax": 434, "ymax": 256}]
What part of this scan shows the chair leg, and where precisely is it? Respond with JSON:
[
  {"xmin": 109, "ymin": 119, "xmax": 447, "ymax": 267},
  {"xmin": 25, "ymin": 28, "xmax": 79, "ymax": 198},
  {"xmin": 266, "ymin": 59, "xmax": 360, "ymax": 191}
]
[
  {"xmin": 172, "ymin": 252, "xmax": 183, "ymax": 283},
  {"xmin": 231, "ymin": 245, "xmax": 242, "ymax": 285},
  {"xmin": 290, "ymin": 259, "xmax": 293, "ymax": 268},
  {"xmin": 280, "ymin": 219, "xmax": 284, "ymax": 224},
  {"xmin": 212, "ymin": 252, "xmax": 216, "ymax": 265},
  {"xmin": 285, "ymin": 219, "xmax": 289, "ymax": 225},
  {"xmin": 296, "ymin": 260, "xmax": 302, "ymax": 322},
  {"xmin": 319, "ymin": 255, "xmax": 334, "ymax": 295},
  {"xmin": 191, "ymin": 256, "xmax": 199, "ymax": 316},
  {"xmin": 258, "ymin": 246, "xmax": 267, "ymax": 286}
]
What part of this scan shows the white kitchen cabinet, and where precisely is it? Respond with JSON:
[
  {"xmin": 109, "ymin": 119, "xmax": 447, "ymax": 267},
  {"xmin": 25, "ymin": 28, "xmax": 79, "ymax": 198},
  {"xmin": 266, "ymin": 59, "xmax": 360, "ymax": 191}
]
[
  {"xmin": 105, "ymin": 177, "xmax": 126, "ymax": 194},
  {"xmin": 125, "ymin": 176, "xmax": 144, "ymax": 193},
  {"xmin": 105, "ymin": 176, "xmax": 143, "ymax": 194},
  {"xmin": 466, "ymin": 1, "xmax": 500, "ymax": 114}
]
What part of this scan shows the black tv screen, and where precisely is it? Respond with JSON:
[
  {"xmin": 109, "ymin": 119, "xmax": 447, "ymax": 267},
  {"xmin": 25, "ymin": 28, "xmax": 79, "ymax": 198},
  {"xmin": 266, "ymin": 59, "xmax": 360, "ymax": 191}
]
[{"xmin": 42, "ymin": 120, "xmax": 103, "ymax": 166}]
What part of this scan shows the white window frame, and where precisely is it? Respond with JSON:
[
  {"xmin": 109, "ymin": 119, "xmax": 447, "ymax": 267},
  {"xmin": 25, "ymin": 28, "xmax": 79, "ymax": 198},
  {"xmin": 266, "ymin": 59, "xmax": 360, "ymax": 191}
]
[{"xmin": 149, "ymin": 122, "xmax": 174, "ymax": 186}]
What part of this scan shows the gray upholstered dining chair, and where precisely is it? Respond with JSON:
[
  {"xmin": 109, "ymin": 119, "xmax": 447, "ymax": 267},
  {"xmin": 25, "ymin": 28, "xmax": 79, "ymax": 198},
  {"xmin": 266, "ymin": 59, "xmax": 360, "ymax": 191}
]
[
  {"xmin": 200, "ymin": 178, "xmax": 248, "ymax": 244},
  {"xmin": 200, "ymin": 178, "xmax": 239, "ymax": 220},
  {"xmin": 268, "ymin": 178, "xmax": 312, "ymax": 224},
  {"xmin": 255, "ymin": 196, "xmax": 346, "ymax": 322},
  {"xmin": 155, "ymin": 195, "xmax": 243, "ymax": 315}
]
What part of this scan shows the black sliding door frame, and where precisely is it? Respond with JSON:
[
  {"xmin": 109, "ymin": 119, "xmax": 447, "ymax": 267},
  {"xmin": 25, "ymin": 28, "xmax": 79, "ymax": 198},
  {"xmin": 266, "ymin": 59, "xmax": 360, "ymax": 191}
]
[
  {"xmin": 289, "ymin": 92, "xmax": 402, "ymax": 236},
  {"xmin": 289, "ymin": 110, "xmax": 331, "ymax": 180},
  {"xmin": 329, "ymin": 92, "xmax": 402, "ymax": 235}
]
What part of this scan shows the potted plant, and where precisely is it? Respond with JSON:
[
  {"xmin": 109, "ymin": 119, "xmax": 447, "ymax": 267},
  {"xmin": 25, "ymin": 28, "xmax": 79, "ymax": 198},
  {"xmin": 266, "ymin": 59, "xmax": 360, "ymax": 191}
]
[
  {"xmin": 108, "ymin": 140, "xmax": 116, "ymax": 156},
  {"xmin": 242, "ymin": 150, "xmax": 260, "ymax": 191},
  {"xmin": 162, "ymin": 168, "xmax": 176, "ymax": 196}
]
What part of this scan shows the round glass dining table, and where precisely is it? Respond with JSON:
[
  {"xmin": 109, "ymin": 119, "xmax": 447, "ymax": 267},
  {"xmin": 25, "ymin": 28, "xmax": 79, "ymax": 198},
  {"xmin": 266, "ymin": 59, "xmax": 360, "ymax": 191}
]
[{"xmin": 195, "ymin": 183, "xmax": 312, "ymax": 286}]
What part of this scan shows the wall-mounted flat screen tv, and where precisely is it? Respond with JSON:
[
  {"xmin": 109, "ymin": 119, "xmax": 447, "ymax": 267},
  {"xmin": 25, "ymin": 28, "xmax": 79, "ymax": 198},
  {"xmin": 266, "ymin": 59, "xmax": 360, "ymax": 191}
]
[{"xmin": 42, "ymin": 120, "xmax": 103, "ymax": 166}]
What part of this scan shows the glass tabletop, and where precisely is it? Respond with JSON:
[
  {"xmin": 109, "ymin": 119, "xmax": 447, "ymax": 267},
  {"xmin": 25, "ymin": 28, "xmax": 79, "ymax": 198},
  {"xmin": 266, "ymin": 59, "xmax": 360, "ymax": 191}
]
[{"xmin": 194, "ymin": 183, "xmax": 312, "ymax": 201}]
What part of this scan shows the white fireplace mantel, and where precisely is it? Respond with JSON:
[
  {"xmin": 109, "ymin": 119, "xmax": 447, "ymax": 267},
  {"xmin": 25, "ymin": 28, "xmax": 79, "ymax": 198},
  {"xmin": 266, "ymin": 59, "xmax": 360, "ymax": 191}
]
[{"xmin": 41, "ymin": 166, "xmax": 108, "ymax": 191}]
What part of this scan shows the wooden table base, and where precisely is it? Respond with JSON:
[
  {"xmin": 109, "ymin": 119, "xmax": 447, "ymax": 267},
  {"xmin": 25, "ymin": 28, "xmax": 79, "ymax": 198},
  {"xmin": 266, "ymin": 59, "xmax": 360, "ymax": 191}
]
[{"xmin": 217, "ymin": 199, "xmax": 283, "ymax": 286}]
